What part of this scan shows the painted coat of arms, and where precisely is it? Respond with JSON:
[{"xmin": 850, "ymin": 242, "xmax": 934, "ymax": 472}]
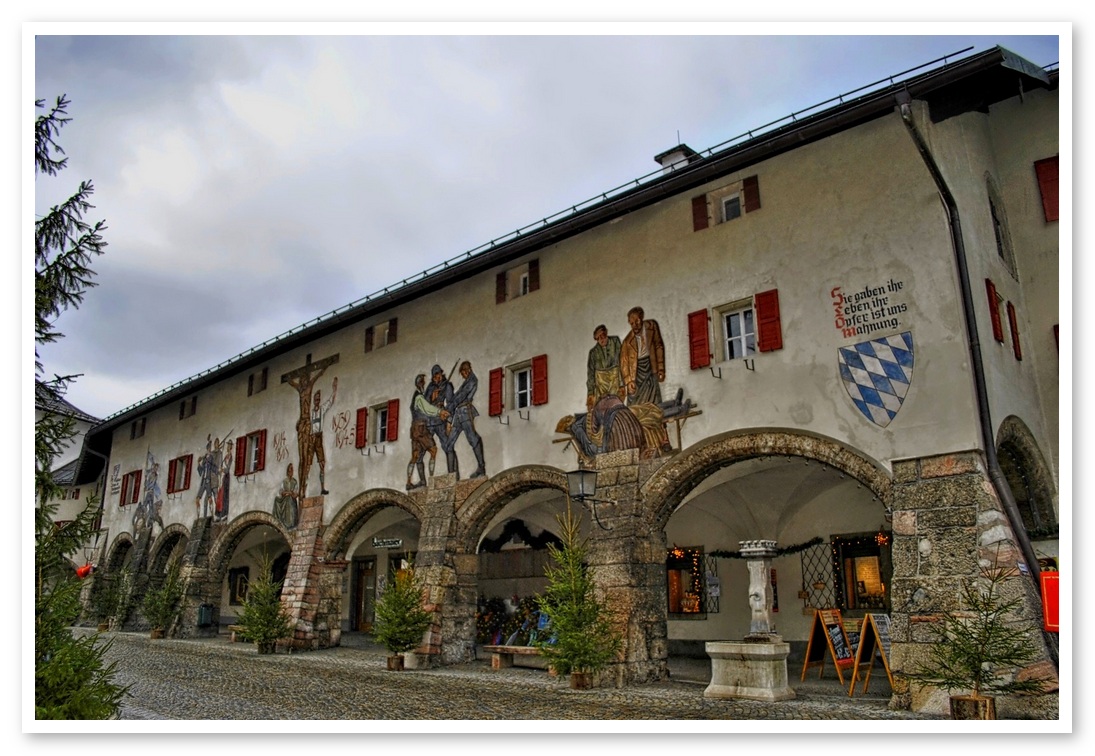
[{"xmin": 838, "ymin": 331, "xmax": 914, "ymax": 428}]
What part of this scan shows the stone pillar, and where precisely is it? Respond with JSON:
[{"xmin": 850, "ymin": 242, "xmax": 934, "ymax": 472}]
[
  {"xmin": 174, "ymin": 515, "xmax": 218, "ymax": 638},
  {"xmin": 414, "ymin": 474, "xmax": 480, "ymax": 666},
  {"xmin": 584, "ymin": 450, "xmax": 669, "ymax": 686},
  {"xmin": 741, "ymin": 539, "xmax": 778, "ymax": 637},
  {"xmin": 279, "ymin": 495, "xmax": 327, "ymax": 649},
  {"xmin": 887, "ymin": 452, "xmax": 1057, "ymax": 717}
]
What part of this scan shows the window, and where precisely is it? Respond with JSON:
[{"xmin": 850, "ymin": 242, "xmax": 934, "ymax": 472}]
[
  {"xmin": 120, "ymin": 469, "xmax": 141, "ymax": 506},
  {"xmin": 1007, "ymin": 302, "xmax": 1022, "ymax": 361},
  {"xmin": 720, "ymin": 303, "xmax": 756, "ymax": 361},
  {"xmin": 234, "ymin": 429, "xmax": 267, "ymax": 476},
  {"xmin": 691, "ymin": 174, "xmax": 760, "ymax": 231},
  {"xmin": 666, "ymin": 546, "xmax": 718, "ymax": 617},
  {"xmin": 986, "ymin": 179, "xmax": 1017, "ymax": 277},
  {"xmin": 488, "ymin": 355, "xmax": 548, "ymax": 416},
  {"xmin": 985, "ymin": 279, "xmax": 1005, "ymax": 343},
  {"xmin": 831, "ymin": 533, "xmax": 891, "ymax": 612},
  {"xmin": 130, "ymin": 417, "xmax": 146, "ymax": 440},
  {"xmin": 167, "ymin": 454, "xmax": 193, "ymax": 494},
  {"xmin": 179, "ymin": 395, "xmax": 198, "ymax": 420},
  {"xmin": 372, "ymin": 400, "xmax": 400, "ymax": 444},
  {"xmin": 495, "ymin": 259, "xmax": 540, "ymax": 303},
  {"xmin": 69, "ymin": 488, "xmax": 80, "ymax": 500},
  {"xmin": 687, "ymin": 289, "xmax": 782, "ymax": 369},
  {"xmin": 365, "ymin": 318, "xmax": 398, "ymax": 352},
  {"xmin": 1034, "ymin": 155, "xmax": 1059, "ymax": 222},
  {"xmin": 248, "ymin": 367, "xmax": 268, "ymax": 396}
]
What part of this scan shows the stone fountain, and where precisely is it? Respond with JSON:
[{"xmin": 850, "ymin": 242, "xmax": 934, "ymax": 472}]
[{"xmin": 703, "ymin": 539, "xmax": 795, "ymax": 701}]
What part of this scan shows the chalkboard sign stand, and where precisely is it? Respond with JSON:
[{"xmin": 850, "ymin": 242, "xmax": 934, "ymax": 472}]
[
  {"xmin": 800, "ymin": 608, "xmax": 854, "ymax": 685},
  {"xmin": 847, "ymin": 613, "xmax": 894, "ymax": 696}
]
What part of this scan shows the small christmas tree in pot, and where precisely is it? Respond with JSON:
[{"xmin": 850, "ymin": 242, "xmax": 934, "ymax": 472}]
[
  {"xmin": 905, "ymin": 550, "xmax": 1053, "ymax": 719},
  {"xmin": 236, "ymin": 552, "xmax": 294, "ymax": 654},
  {"xmin": 373, "ymin": 561, "xmax": 432, "ymax": 671},
  {"xmin": 534, "ymin": 502, "xmax": 622, "ymax": 690},
  {"xmin": 142, "ymin": 560, "xmax": 184, "ymax": 639}
]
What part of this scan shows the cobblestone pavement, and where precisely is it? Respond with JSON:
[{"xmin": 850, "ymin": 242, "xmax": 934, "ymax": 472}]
[{"xmin": 85, "ymin": 629, "xmax": 942, "ymax": 725}]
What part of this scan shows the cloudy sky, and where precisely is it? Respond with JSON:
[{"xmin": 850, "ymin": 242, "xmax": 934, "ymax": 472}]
[{"xmin": 29, "ymin": 24, "xmax": 1064, "ymax": 421}]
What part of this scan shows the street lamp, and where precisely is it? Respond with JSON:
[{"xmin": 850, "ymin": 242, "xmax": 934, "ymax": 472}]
[{"xmin": 566, "ymin": 468, "xmax": 612, "ymax": 530}]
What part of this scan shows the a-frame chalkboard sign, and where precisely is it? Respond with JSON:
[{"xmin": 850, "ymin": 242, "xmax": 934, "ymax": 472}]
[
  {"xmin": 848, "ymin": 613, "xmax": 894, "ymax": 695},
  {"xmin": 801, "ymin": 608, "xmax": 855, "ymax": 684}
]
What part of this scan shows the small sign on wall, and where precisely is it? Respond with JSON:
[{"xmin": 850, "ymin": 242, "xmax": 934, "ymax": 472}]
[{"xmin": 372, "ymin": 537, "xmax": 403, "ymax": 549}]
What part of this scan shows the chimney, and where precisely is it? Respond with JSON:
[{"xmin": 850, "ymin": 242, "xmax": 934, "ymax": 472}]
[{"xmin": 653, "ymin": 143, "xmax": 699, "ymax": 175}]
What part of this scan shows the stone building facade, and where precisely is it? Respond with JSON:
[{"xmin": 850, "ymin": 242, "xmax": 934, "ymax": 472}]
[{"xmin": 69, "ymin": 47, "xmax": 1061, "ymax": 716}]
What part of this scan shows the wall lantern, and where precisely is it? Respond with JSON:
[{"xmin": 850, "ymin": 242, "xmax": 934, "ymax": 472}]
[{"xmin": 566, "ymin": 468, "xmax": 612, "ymax": 530}]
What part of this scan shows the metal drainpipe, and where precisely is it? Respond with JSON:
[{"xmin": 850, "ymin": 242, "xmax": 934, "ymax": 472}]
[{"xmin": 896, "ymin": 94, "xmax": 1057, "ymax": 668}]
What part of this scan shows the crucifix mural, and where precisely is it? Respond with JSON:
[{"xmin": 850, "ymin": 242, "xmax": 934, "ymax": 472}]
[{"xmin": 282, "ymin": 353, "xmax": 339, "ymax": 499}]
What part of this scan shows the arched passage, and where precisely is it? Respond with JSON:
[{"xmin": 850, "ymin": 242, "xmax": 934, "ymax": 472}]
[
  {"xmin": 639, "ymin": 429, "xmax": 893, "ymax": 662},
  {"xmin": 997, "ymin": 415, "xmax": 1059, "ymax": 564},
  {"xmin": 206, "ymin": 512, "xmax": 293, "ymax": 629}
]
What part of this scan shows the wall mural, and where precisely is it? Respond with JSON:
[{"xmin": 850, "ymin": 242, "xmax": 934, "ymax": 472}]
[
  {"xmin": 281, "ymin": 353, "xmax": 340, "ymax": 499},
  {"xmin": 132, "ymin": 450, "xmax": 165, "ymax": 535},
  {"xmin": 195, "ymin": 433, "xmax": 234, "ymax": 522},
  {"xmin": 556, "ymin": 307, "xmax": 696, "ymax": 464},
  {"xmin": 273, "ymin": 462, "xmax": 300, "ymax": 529},
  {"xmin": 407, "ymin": 360, "xmax": 486, "ymax": 489},
  {"xmin": 830, "ymin": 279, "xmax": 915, "ymax": 428}
]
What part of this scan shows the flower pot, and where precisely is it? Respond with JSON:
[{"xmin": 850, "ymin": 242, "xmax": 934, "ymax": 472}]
[
  {"xmin": 97, "ymin": 623, "xmax": 110, "ymax": 632},
  {"xmin": 387, "ymin": 655, "xmax": 405, "ymax": 671},
  {"xmin": 950, "ymin": 694, "xmax": 997, "ymax": 720},
  {"xmin": 150, "ymin": 628, "xmax": 164, "ymax": 640},
  {"xmin": 569, "ymin": 672, "xmax": 593, "ymax": 690}
]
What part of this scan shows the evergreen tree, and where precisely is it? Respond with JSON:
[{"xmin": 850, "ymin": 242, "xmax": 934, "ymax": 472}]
[
  {"xmin": 534, "ymin": 505, "xmax": 622, "ymax": 676},
  {"xmin": 236, "ymin": 552, "xmax": 294, "ymax": 654},
  {"xmin": 373, "ymin": 563, "xmax": 432, "ymax": 657},
  {"xmin": 35, "ymin": 95, "xmax": 126, "ymax": 719}
]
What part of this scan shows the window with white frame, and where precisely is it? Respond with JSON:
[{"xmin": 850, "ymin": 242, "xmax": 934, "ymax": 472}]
[
  {"xmin": 234, "ymin": 430, "xmax": 267, "ymax": 476},
  {"xmin": 719, "ymin": 301, "xmax": 756, "ymax": 360},
  {"xmin": 691, "ymin": 175, "xmax": 760, "ymax": 231},
  {"xmin": 167, "ymin": 454, "xmax": 193, "ymax": 494},
  {"xmin": 513, "ymin": 365, "xmax": 533, "ymax": 409},
  {"xmin": 488, "ymin": 355, "xmax": 548, "ymax": 416},
  {"xmin": 120, "ymin": 469, "xmax": 141, "ymax": 506},
  {"xmin": 374, "ymin": 403, "xmax": 391, "ymax": 443},
  {"xmin": 721, "ymin": 194, "xmax": 742, "ymax": 223}
]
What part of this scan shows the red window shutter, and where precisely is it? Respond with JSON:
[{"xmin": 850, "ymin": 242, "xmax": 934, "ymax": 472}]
[
  {"xmin": 691, "ymin": 195, "xmax": 709, "ymax": 231},
  {"xmin": 364, "ymin": 326, "xmax": 375, "ymax": 352},
  {"xmin": 687, "ymin": 309, "xmax": 712, "ymax": 370},
  {"xmin": 743, "ymin": 175, "xmax": 761, "ymax": 213},
  {"xmin": 248, "ymin": 373, "xmax": 255, "ymax": 396},
  {"xmin": 234, "ymin": 435, "xmax": 247, "ymax": 476},
  {"xmin": 755, "ymin": 289, "xmax": 783, "ymax": 352},
  {"xmin": 985, "ymin": 279, "xmax": 1004, "ymax": 342},
  {"xmin": 528, "ymin": 259, "xmax": 540, "ymax": 292},
  {"xmin": 496, "ymin": 272, "xmax": 507, "ymax": 304},
  {"xmin": 1034, "ymin": 156, "xmax": 1059, "ymax": 222},
  {"xmin": 531, "ymin": 354, "xmax": 549, "ymax": 406},
  {"xmin": 1007, "ymin": 302, "xmax": 1022, "ymax": 360},
  {"xmin": 488, "ymin": 367, "xmax": 504, "ymax": 416},
  {"xmin": 355, "ymin": 407, "xmax": 368, "ymax": 448},
  {"xmin": 167, "ymin": 458, "xmax": 178, "ymax": 494},
  {"xmin": 256, "ymin": 429, "xmax": 267, "ymax": 471},
  {"xmin": 387, "ymin": 318, "xmax": 398, "ymax": 345},
  {"xmin": 386, "ymin": 399, "xmax": 399, "ymax": 442},
  {"xmin": 131, "ymin": 470, "xmax": 141, "ymax": 505},
  {"xmin": 183, "ymin": 456, "xmax": 192, "ymax": 490}
]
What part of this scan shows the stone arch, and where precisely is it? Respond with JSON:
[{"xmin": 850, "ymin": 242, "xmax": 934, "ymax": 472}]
[
  {"xmin": 323, "ymin": 488, "xmax": 425, "ymax": 561},
  {"xmin": 148, "ymin": 524, "xmax": 190, "ymax": 576},
  {"xmin": 641, "ymin": 428, "xmax": 892, "ymax": 530},
  {"xmin": 206, "ymin": 511, "xmax": 293, "ymax": 582},
  {"xmin": 103, "ymin": 532, "xmax": 136, "ymax": 573},
  {"xmin": 454, "ymin": 465, "xmax": 568, "ymax": 554},
  {"xmin": 996, "ymin": 415, "xmax": 1058, "ymax": 536}
]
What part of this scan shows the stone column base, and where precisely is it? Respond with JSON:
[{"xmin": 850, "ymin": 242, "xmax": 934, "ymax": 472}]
[{"xmin": 703, "ymin": 638, "xmax": 796, "ymax": 702}]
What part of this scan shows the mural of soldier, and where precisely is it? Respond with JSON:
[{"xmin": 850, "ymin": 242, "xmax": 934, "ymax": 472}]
[
  {"xmin": 133, "ymin": 450, "xmax": 164, "ymax": 534},
  {"xmin": 446, "ymin": 360, "xmax": 486, "ymax": 480},
  {"xmin": 427, "ymin": 363, "xmax": 456, "ymax": 475},
  {"xmin": 194, "ymin": 436, "xmax": 221, "ymax": 518},
  {"xmin": 273, "ymin": 462, "xmax": 300, "ymax": 529},
  {"xmin": 406, "ymin": 373, "xmax": 447, "ymax": 490},
  {"xmin": 282, "ymin": 354, "xmax": 339, "ymax": 499},
  {"xmin": 215, "ymin": 438, "xmax": 233, "ymax": 522}
]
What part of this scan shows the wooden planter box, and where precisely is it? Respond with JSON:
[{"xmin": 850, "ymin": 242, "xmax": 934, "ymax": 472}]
[{"xmin": 950, "ymin": 694, "xmax": 997, "ymax": 720}]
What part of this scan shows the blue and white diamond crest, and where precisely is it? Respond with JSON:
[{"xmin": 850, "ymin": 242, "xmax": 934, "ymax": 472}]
[{"xmin": 838, "ymin": 331, "xmax": 914, "ymax": 428}]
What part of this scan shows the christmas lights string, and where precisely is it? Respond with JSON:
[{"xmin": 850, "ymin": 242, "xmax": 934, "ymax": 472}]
[{"xmin": 708, "ymin": 537, "xmax": 823, "ymax": 560}]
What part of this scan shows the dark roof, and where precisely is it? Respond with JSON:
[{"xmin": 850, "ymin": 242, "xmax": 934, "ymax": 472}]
[
  {"xmin": 86, "ymin": 45, "xmax": 1055, "ymax": 443},
  {"xmin": 35, "ymin": 381, "xmax": 100, "ymax": 425}
]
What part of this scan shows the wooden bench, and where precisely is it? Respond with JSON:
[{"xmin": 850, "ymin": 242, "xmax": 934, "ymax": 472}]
[
  {"xmin": 228, "ymin": 624, "xmax": 247, "ymax": 642},
  {"xmin": 482, "ymin": 644, "xmax": 544, "ymax": 669}
]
